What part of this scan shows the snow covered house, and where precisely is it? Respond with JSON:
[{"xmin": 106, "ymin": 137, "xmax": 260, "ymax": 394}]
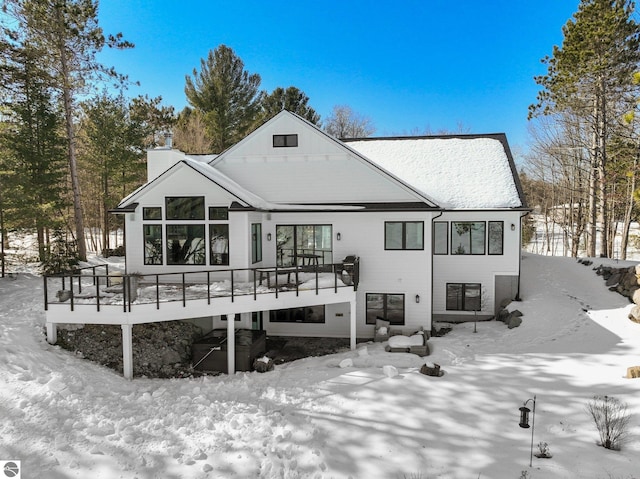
[{"xmin": 44, "ymin": 110, "xmax": 527, "ymax": 378}]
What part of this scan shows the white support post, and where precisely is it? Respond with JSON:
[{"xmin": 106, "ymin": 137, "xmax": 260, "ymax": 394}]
[
  {"xmin": 226, "ymin": 314, "xmax": 235, "ymax": 375},
  {"xmin": 46, "ymin": 323, "xmax": 57, "ymax": 344},
  {"xmin": 350, "ymin": 299, "xmax": 357, "ymax": 350},
  {"xmin": 121, "ymin": 324, "xmax": 133, "ymax": 380}
]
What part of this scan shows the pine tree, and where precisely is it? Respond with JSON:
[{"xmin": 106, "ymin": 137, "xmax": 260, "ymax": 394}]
[
  {"xmin": 184, "ymin": 45, "xmax": 261, "ymax": 153},
  {"xmin": 0, "ymin": 41, "xmax": 67, "ymax": 261},
  {"xmin": 258, "ymin": 86, "xmax": 321, "ymax": 125},
  {"xmin": 530, "ymin": 0, "xmax": 640, "ymax": 257},
  {"xmin": 1, "ymin": 0, "xmax": 134, "ymax": 260}
]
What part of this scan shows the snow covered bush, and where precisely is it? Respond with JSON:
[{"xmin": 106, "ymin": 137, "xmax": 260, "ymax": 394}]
[
  {"xmin": 586, "ymin": 395, "xmax": 631, "ymax": 450},
  {"xmin": 40, "ymin": 229, "xmax": 79, "ymax": 275}
]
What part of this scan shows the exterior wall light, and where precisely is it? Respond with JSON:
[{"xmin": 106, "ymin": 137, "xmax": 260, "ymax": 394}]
[
  {"xmin": 267, "ymin": 233, "xmax": 272, "ymax": 241},
  {"xmin": 511, "ymin": 223, "xmax": 516, "ymax": 231},
  {"xmin": 518, "ymin": 395, "xmax": 537, "ymax": 467},
  {"xmin": 415, "ymin": 294, "xmax": 420, "ymax": 303},
  {"xmin": 336, "ymin": 232, "xmax": 341, "ymax": 241}
]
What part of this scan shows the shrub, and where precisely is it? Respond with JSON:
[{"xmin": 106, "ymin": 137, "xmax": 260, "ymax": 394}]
[
  {"xmin": 586, "ymin": 395, "xmax": 631, "ymax": 450},
  {"xmin": 40, "ymin": 230, "xmax": 79, "ymax": 275}
]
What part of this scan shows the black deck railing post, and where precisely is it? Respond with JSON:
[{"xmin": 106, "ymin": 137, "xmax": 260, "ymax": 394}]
[
  {"xmin": 43, "ymin": 276, "xmax": 48, "ymax": 311},
  {"xmin": 207, "ymin": 271, "xmax": 211, "ymax": 305},
  {"xmin": 96, "ymin": 275, "xmax": 100, "ymax": 312},
  {"xmin": 70, "ymin": 279, "xmax": 75, "ymax": 312},
  {"xmin": 316, "ymin": 264, "xmax": 320, "ymax": 295},
  {"xmin": 77, "ymin": 273, "xmax": 82, "ymax": 294},
  {"xmin": 155, "ymin": 274, "xmax": 160, "ymax": 309},
  {"xmin": 275, "ymin": 265, "xmax": 279, "ymax": 299},
  {"xmin": 230, "ymin": 270, "xmax": 235, "ymax": 302},
  {"xmin": 253, "ymin": 269, "xmax": 257, "ymax": 300},
  {"xmin": 182, "ymin": 273, "xmax": 186, "ymax": 307}
]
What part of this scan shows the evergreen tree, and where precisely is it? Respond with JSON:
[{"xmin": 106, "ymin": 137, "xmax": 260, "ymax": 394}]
[
  {"xmin": 529, "ymin": 0, "xmax": 640, "ymax": 257},
  {"xmin": 0, "ymin": 41, "xmax": 67, "ymax": 261},
  {"xmin": 184, "ymin": 45, "xmax": 261, "ymax": 153},
  {"xmin": 258, "ymin": 86, "xmax": 321, "ymax": 125},
  {"xmin": 1, "ymin": 0, "xmax": 134, "ymax": 260}
]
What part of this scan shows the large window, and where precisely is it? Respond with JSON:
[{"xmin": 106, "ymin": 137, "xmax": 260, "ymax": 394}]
[
  {"xmin": 251, "ymin": 223, "xmax": 262, "ymax": 263},
  {"xmin": 166, "ymin": 196, "xmax": 205, "ymax": 220},
  {"xmin": 446, "ymin": 283, "xmax": 481, "ymax": 311},
  {"xmin": 210, "ymin": 224, "xmax": 229, "ymax": 265},
  {"xmin": 366, "ymin": 293, "xmax": 405, "ymax": 325},
  {"xmin": 143, "ymin": 225, "xmax": 163, "ymax": 265},
  {"xmin": 451, "ymin": 222, "xmax": 485, "ymax": 255},
  {"xmin": 488, "ymin": 221, "xmax": 504, "ymax": 255},
  {"xmin": 433, "ymin": 221, "xmax": 448, "ymax": 255},
  {"xmin": 270, "ymin": 305, "xmax": 325, "ymax": 323},
  {"xmin": 385, "ymin": 221, "xmax": 424, "ymax": 250},
  {"xmin": 166, "ymin": 225, "xmax": 205, "ymax": 264},
  {"xmin": 276, "ymin": 224, "xmax": 332, "ymax": 266}
]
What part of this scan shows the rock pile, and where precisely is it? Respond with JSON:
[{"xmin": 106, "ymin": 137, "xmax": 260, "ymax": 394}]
[
  {"xmin": 56, "ymin": 321, "xmax": 203, "ymax": 378},
  {"xmin": 589, "ymin": 261, "xmax": 640, "ymax": 323},
  {"xmin": 496, "ymin": 299, "xmax": 524, "ymax": 329}
]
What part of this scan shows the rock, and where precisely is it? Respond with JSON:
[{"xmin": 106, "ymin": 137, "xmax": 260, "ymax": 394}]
[
  {"xmin": 509, "ymin": 309, "xmax": 523, "ymax": 317},
  {"xmin": 632, "ymin": 288, "xmax": 640, "ymax": 305},
  {"xmin": 420, "ymin": 363, "xmax": 443, "ymax": 377},
  {"xmin": 626, "ymin": 366, "xmax": 640, "ymax": 378},
  {"xmin": 497, "ymin": 309, "xmax": 510, "ymax": 323},
  {"xmin": 382, "ymin": 365, "xmax": 398, "ymax": 378},
  {"xmin": 507, "ymin": 316, "xmax": 523, "ymax": 329},
  {"xmin": 628, "ymin": 305, "xmax": 640, "ymax": 323},
  {"xmin": 605, "ymin": 272, "xmax": 622, "ymax": 287},
  {"xmin": 499, "ymin": 298, "xmax": 512, "ymax": 308},
  {"xmin": 339, "ymin": 358, "xmax": 353, "ymax": 368}
]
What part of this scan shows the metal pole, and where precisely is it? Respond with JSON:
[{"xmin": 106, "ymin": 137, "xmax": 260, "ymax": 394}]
[{"xmin": 529, "ymin": 395, "xmax": 536, "ymax": 467}]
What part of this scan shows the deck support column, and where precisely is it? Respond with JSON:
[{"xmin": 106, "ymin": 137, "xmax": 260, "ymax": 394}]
[
  {"xmin": 121, "ymin": 324, "xmax": 133, "ymax": 380},
  {"xmin": 349, "ymin": 298, "xmax": 357, "ymax": 350},
  {"xmin": 226, "ymin": 314, "xmax": 235, "ymax": 375},
  {"xmin": 46, "ymin": 322, "xmax": 57, "ymax": 344}
]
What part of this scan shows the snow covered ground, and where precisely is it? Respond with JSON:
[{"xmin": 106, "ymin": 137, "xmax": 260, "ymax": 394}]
[{"xmin": 2, "ymin": 253, "xmax": 640, "ymax": 479}]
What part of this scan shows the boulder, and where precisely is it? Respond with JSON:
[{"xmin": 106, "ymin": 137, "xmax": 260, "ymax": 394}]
[
  {"xmin": 632, "ymin": 288, "xmax": 640, "ymax": 305},
  {"xmin": 339, "ymin": 358, "xmax": 353, "ymax": 368},
  {"xmin": 420, "ymin": 363, "xmax": 443, "ymax": 377},
  {"xmin": 605, "ymin": 272, "xmax": 622, "ymax": 287},
  {"xmin": 635, "ymin": 264, "xmax": 640, "ymax": 276},
  {"xmin": 497, "ymin": 309, "xmax": 511, "ymax": 323},
  {"xmin": 626, "ymin": 366, "xmax": 640, "ymax": 378},
  {"xmin": 629, "ymin": 305, "xmax": 640, "ymax": 323},
  {"xmin": 507, "ymin": 316, "xmax": 523, "ymax": 329},
  {"xmin": 382, "ymin": 365, "xmax": 399, "ymax": 378}
]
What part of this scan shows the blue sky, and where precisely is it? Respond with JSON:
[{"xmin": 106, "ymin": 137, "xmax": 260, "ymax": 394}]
[{"xmin": 96, "ymin": 1, "xmax": 580, "ymax": 157}]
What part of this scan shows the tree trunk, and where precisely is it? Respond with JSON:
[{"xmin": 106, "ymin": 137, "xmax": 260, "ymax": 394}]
[{"xmin": 55, "ymin": 9, "xmax": 87, "ymax": 261}]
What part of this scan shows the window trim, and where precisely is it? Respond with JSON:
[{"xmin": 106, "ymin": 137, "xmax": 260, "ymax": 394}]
[
  {"xmin": 488, "ymin": 221, "xmax": 504, "ymax": 255},
  {"xmin": 251, "ymin": 223, "xmax": 262, "ymax": 264},
  {"xmin": 384, "ymin": 221, "xmax": 424, "ymax": 251},
  {"xmin": 365, "ymin": 293, "xmax": 405, "ymax": 325},
  {"xmin": 165, "ymin": 196, "xmax": 205, "ymax": 220},
  {"xmin": 273, "ymin": 134, "xmax": 298, "ymax": 148},
  {"xmin": 451, "ymin": 221, "xmax": 486, "ymax": 255},
  {"xmin": 433, "ymin": 221, "xmax": 448, "ymax": 255},
  {"xmin": 269, "ymin": 305, "xmax": 325, "ymax": 323},
  {"xmin": 446, "ymin": 283, "xmax": 482, "ymax": 311},
  {"xmin": 209, "ymin": 223, "xmax": 230, "ymax": 266},
  {"xmin": 143, "ymin": 224, "xmax": 163, "ymax": 265},
  {"xmin": 208, "ymin": 206, "xmax": 229, "ymax": 221},
  {"xmin": 143, "ymin": 207, "xmax": 162, "ymax": 220}
]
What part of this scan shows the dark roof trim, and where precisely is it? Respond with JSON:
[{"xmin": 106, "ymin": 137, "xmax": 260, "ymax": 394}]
[{"xmin": 109, "ymin": 202, "xmax": 138, "ymax": 214}]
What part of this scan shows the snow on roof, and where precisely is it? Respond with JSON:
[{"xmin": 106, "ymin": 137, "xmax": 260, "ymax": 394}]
[{"xmin": 345, "ymin": 136, "xmax": 524, "ymax": 209}]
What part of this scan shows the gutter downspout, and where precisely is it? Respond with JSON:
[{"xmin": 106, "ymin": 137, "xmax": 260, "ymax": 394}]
[
  {"xmin": 516, "ymin": 210, "xmax": 531, "ymax": 301},
  {"xmin": 430, "ymin": 210, "xmax": 444, "ymax": 334}
]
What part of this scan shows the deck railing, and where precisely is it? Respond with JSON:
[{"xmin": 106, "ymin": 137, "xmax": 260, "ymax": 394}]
[{"xmin": 43, "ymin": 258, "xmax": 359, "ymax": 313}]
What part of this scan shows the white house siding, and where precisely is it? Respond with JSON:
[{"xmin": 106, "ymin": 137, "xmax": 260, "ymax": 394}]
[
  {"xmin": 124, "ymin": 165, "xmax": 248, "ymax": 275},
  {"xmin": 259, "ymin": 210, "xmax": 436, "ymax": 338},
  {"xmin": 432, "ymin": 210, "xmax": 524, "ymax": 321},
  {"xmin": 211, "ymin": 114, "xmax": 427, "ymax": 205}
]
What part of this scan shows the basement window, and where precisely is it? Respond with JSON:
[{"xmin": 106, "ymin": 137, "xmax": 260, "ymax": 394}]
[{"xmin": 273, "ymin": 134, "xmax": 298, "ymax": 147}]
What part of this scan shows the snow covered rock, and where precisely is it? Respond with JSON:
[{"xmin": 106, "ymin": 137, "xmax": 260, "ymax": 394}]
[{"xmin": 382, "ymin": 365, "xmax": 398, "ymax": 377}]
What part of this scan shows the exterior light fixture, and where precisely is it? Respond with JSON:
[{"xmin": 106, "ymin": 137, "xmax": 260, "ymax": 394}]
[
  {"xmin": 511, "ymin": 223, "xmax": 516, "ymax": 231},
  {"xmin": 415, "ymin": 294, "xmax": 420, "ymax": 303},
  {"xmin": 336, "ymin": 232, "xmax": 341, "ymax": 241},
  {"xmin": 267, "ymin": 233, "xmax": 272, "ymax": 241},
  {"xmin": 518, "ymin": 395, "xmax": 537, "ymax": 467}
]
